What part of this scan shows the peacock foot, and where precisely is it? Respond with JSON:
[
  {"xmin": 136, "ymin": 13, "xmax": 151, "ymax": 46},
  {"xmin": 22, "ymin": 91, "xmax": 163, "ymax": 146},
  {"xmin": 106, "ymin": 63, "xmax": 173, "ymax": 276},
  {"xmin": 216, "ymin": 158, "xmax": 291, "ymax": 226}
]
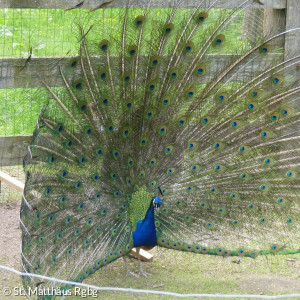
[
  {"xmin": 126, "ymin": 270, "xmax": 140, "ymax": 277},
  {"xmin": 138, "ymin": 266, "xmax": 151, "ymax": 277}
]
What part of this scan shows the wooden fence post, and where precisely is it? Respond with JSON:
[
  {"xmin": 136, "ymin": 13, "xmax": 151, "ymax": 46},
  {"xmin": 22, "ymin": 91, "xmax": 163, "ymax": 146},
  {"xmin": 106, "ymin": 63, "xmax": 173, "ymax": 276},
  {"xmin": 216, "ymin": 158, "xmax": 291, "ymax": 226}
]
[
  {"xmin": 285, "ymin": 0, "xmax": 300, "ymax": 59},
  {"xmin": 264, "ymin": 7, "xmax": 286, "ymax": 48}
]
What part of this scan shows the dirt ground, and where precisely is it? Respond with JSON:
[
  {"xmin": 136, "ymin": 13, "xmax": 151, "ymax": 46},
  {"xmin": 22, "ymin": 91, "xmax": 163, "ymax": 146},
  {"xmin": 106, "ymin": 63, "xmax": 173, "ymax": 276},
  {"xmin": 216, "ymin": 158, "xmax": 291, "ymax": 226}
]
[
  {"xmin": 0, "ymin": 201, "xmax": 21, "ymax": 273},
  {"xmin": 0, "ymin": 200, "xmax": 23, "ymax": 299}
]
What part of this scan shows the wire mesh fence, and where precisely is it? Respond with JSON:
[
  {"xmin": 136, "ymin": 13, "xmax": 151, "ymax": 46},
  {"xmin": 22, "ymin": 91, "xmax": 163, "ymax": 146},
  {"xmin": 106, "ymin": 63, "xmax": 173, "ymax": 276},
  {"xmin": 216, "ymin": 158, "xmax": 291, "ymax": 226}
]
[
  {"xmin": 0, "ymin": 3, "xmax": 250, "ymax": 201},
  {"xmin": 0, "ymin": 6, "xmax": 88, "ymax": 203}
]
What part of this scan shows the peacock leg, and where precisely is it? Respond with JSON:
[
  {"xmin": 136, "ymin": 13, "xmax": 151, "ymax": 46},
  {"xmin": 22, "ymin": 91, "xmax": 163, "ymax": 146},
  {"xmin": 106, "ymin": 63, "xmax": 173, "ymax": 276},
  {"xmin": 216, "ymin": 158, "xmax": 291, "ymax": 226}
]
[
  {"xmin": 123, "ymin": 256, "xmax": 139, "ymax": 277},
  {"xmin": 137, "ymin": 247, "xmax": 151, "ymax": 277}
]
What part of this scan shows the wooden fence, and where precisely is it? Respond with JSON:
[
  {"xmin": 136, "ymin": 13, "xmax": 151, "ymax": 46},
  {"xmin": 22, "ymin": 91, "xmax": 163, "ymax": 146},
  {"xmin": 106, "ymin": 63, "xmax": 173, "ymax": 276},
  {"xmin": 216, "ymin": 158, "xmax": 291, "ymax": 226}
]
[{"xmin": 0, "ymin": 0, "xmax": 299, "ymax": 167}]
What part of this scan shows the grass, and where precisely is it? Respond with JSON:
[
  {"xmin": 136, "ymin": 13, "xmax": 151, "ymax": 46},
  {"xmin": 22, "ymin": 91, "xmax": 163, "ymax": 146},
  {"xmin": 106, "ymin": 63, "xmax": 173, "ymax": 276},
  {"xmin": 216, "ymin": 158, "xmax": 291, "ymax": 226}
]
[
  {"xmin": 0, "ymin": 237, "xmax": 299, "ymax": 300},
  {"xmin": 3, "ymin": 250, "xmax": 300, "ymax": 299},
  {"xmin": 81, "ymin": 248, "xmax": 300, "ymax": 299}
]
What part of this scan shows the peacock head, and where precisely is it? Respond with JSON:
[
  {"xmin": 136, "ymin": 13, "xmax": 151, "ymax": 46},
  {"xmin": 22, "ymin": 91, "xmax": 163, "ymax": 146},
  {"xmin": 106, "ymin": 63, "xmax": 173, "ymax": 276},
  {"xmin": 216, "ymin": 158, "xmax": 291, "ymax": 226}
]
[{"xmin": 152, "ymin": 196, "xmax": 162, "ymax": 208}]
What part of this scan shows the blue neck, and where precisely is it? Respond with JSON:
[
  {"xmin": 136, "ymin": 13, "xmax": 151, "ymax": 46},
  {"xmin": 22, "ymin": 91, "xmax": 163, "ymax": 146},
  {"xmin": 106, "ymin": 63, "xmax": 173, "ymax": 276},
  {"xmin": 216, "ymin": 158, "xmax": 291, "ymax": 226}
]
[
  {"xmin": 144, "ymin": 203, "xmax": 155, "ymax": 224},
  {"xmin": 132, "ymin": 202, "xmax": 157, "ymax": 247}
]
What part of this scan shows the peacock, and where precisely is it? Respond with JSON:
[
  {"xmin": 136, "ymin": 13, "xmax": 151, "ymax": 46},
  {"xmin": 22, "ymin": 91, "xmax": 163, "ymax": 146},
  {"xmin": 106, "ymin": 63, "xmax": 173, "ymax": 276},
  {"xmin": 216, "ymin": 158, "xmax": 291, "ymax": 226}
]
[{"xmin": 20, "ymin": 0, "xmax": 300, "ymax": 296}]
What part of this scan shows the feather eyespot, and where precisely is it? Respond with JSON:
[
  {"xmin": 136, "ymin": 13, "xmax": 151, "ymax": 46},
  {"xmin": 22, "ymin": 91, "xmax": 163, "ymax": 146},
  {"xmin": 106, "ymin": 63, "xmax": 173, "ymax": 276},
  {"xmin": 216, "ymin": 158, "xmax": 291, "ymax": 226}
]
[
  {"xmin": 238, "ymin": 249, "xmax": 245, "ymax": 256},
  {"xmin": 161, "ymin": 95, "xmax": 170, "ymax": 106},
  {"xmin": 74, "ymin": 81, "xmax": 82, "ymax": 90},
  {"xmin": 187, "ymin": 88, "xmax": 195, "ymax": 97},
  {"xmin": 281, "ymin": 108, "xmax": 291, "ymax": 116},
  {"xmin": 99, "ymin": 40, "xmax": 109, "ymax": 51},
  {"xmin": 261, "ymin": 130, "xmax": 272, "ymax": 139},
  {"xmin": 249, "ymin": 89, "xmax": 261, "ymax": 98},
  {"xmin": 140, "ymin": 138, "xmax": 147, "ymax": 146},
  {"xmin": 148, "ymin": 80, "xmax": 156, "ymax": 91},
  {"xmin": 201, "ymin": 247, "xmax": 209, "ymax": 254},
  {"xmin": 259, "ymin": 44, "xmax": 272, "ymax": 53},
  {"xmin": 177, "ymin": 116, "xmax": 187, "ymax": 126},
  {"xmin": 149, "ymin": 158, "xmax": 157, "ymax": 167},
  {"xmin": 185, "ymin": 42, "xmax": 194, "ymax": 53},
  {"xmin": 158, "ymin": 126, "xmax": 167, "ymax": 135},
  {"xmin": 164, "ymin": 23, "xmax": 174, "ymax": 34},
  {"xmin": 60, "ymin": 170, "xmax": 68, "ymax": 179},
  {"xmin": 139, "ymin": 170, "xmax": 146, "ymax": 178},
  {"xmin": 170, "ymin": 68, "xmax": 179, "ymax": 79},
  {"xmin": 128, "ymin": 158, "xmax": 135, "ymax": 166},
  {"xmin": 165, "ymin": 145, "xmax": 174, "ymax": 154},
  {"xmin": 135, "ymin": 16, "xmax": 145, "ymax": 26},
  {"xmin": 124, "ymin": 129, "xmax": 129, "ymax": 136},
  {"xmin": 150, "ymin": 55, "xmax": 160, "ymax": 67},
  {"xmin": 198, "ymin": 68, "xmax": 203, "ymax": 74},
  {"xmin": 75, "ymin": 181, "xmax": 82, "ymax": 189},
  {"xmin": 129, "ymin": 45, "xmax": 137, "ymax": 56},
  {"xmin": 95, "ymin": 193, "xmax": 102, "ymax": 199},
  {"xmin": 197, "ymin": 12, "xmax": 208, "ymax": 22},
  {"xmin": 46, "ymin": 154, "xmax": 56, "ymax": 166},
  {"xmin": 44, "ymin": 187, "xmax": 51, "ymax": 196},
  {"xmin": 92, "ymin": 174, "xmax": 100, "ymax": 181},
  {"xmin": 99, "ymin": 69, "xmax": 107, "ymax": 79},
  {"xmin": 123, "ymin": 74, "xmax": 131, "ymax": 82},
  {"xmin": 95, "ymin": 147, "xmax": 103, "ymax": 157},
  {"xmin": 214, "ymin": 34, "xmax": 225, "ymax": 46},
  {"xmin": 112, "ymin": 150, "xmax": 120, "ymax": 159},
  {"xmin": 167, "ymin": 168, "xmax": 175, "ymax": 174},
  {"xmin": 191, "ymin": 164, "xmax": 199, "ymax": 171},
  {"xmin": 70, "ymin": 58, "xmax": 78, "ymax": 67}
]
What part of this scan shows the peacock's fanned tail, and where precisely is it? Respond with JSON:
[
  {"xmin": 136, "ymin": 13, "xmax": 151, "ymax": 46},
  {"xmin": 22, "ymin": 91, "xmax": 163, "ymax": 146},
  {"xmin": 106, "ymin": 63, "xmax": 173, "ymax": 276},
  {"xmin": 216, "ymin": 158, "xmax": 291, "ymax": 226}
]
[{"xmin": 20, "ymin": 0, "xmax": 300, "ymax": 294}]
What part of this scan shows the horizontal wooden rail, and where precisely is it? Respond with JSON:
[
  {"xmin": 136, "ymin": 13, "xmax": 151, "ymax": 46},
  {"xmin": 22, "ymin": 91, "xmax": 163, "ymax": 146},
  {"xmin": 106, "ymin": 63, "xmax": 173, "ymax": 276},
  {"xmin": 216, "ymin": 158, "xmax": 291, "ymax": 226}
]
[
  {"xmin": 0, "ymin": 135, "xmax": 32, "ymax": 167},
  {"xmin": 0, "ymin": 0, "xmax": 287, "ymax": 9},
  {"xmin": 0, "ymin": 170, "xmax": 24, "ymax": 192},
  {"xmin": 0, "ymin": 54, "xmax": 284, "ymax": 89}
]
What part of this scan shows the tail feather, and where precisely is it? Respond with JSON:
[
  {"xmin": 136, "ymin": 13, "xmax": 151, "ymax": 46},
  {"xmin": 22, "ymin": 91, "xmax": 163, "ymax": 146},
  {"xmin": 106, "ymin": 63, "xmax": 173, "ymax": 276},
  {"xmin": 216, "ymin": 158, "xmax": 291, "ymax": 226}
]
[{"xmin": 20, "ymin": 0, "xmax": 300, "ymax": 293}]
